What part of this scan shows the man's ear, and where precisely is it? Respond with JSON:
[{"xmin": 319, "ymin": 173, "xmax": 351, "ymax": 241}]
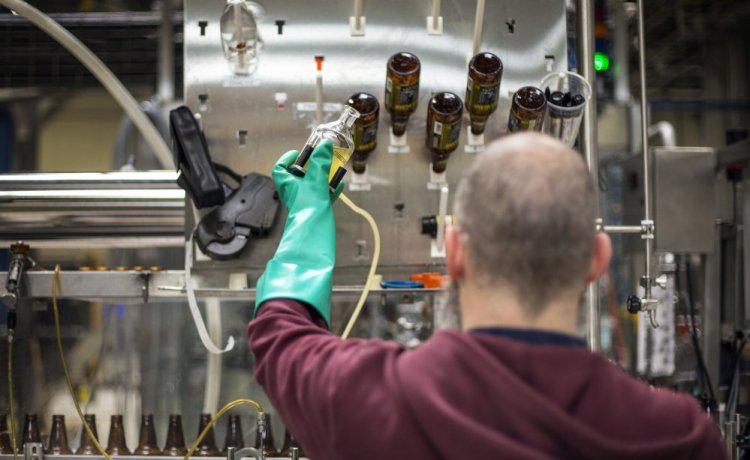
[
  {"xmin": 585, "ymin": 232, "xmax": 612, "ymax": 284},
  {"xmin": 446, "ymin": 225, "xmax": 466, "ymax": 282}
]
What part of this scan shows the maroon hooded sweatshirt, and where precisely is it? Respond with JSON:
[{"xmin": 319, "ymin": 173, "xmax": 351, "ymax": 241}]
[{"xmin": 248, "ymin": 299, "xmax": 727, "ymax": 460}]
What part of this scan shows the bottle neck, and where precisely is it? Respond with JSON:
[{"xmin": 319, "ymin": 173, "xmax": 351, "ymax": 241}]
[{"xmin": 339, "ymin": 106, "xmax": 360, "ymax": 129}]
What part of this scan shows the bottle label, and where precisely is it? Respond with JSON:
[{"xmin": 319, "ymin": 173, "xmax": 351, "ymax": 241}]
[
  {"xmin": 430, "ymin": 120, "xmax": 461, "ymax": 151},
  {"xmin": 508, "ymin": 108, "xmax": 540, "ymax": 133},
  {"xmin": 386, "ymin": 77, "xmax": 419, "ymax": 112},
  {"xmin": 466, "ymin": 78, "xmax": 500, "ymax": 116},
  {"xmin": 353, "ymin": 119, "xmax": 379, "ymax": 152}
]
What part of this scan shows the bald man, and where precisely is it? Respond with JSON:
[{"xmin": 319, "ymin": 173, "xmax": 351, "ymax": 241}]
[{"xmin": 248, "ymin": 133, "xmax": 727, "ymax": 459}]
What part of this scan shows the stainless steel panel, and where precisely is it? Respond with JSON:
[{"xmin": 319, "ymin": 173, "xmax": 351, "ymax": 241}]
[
  {"xmin": 653, "ymin": 147, "xmax": 716, "ymax": 254},
  {"xmin": 184, "ymin": 0, "xmax": 568, "ymax": 283}
]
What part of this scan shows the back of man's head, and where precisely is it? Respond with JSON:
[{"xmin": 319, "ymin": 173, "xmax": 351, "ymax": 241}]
[{"xmin": 455, "ymin": 132, "xmax": 596, "ymax": 317}]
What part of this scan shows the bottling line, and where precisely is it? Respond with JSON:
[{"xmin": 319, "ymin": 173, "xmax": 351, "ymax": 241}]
[{"xmin": 0, "ymin": 0, "xmax": 749, "ymax": 458}]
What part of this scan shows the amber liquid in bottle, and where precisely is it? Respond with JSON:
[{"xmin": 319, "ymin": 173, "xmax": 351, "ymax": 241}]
[
  {"xmin": 46, "ymin": 415, "xmax": 73, "ymax": 455},
  {"xmin": 223, "ymin": 414, "xmax": 245, "ymax": 451},
  {"xmin": 0, "ymin": 413, "xmax": 13, "ymax": 454},
  {"xmin": 385, "ymin": 52, "xmax": 420, "ymax": 136},
  {"xmin": 77, "ymin": 414, "xmax": 99, "ymax": 455},
  {"xmin": 253, "ymin": 413, "xmax": 278, "ymax": 457},
  {"xmin": 347, "ymin": 92, "xmax": 380, "ymax": 174},
  {"xmin": 426, "ymin": 92, "xmax": 463, "ymax": 173},
  {"xmin": 134, "ymin": 414, "xmax": 161, "ymax": 456},
  {"xmin": 508, "ymin": 86, "xmax": 546, "ymax": 133},
  {"xmin": 195, "ymin": 413, "xmax": 221, "ymax": 456},
  {"xmin": 105, "ymin": 415, "xmax": 130, "ymax": 455},
  {"xmin": 465, "ymin": 52, "xmax": 503, "ymax": 135},
  {"xmin": 279, "ymin": 430, "xmax": 306, "ymax": 457},
  {"xmin": 22, "ymin": 413, "xmax": 41, "ymax": 447},
  {"xmin": 163, "ymin": 415, "xmax": 187, "ymax": 456}
]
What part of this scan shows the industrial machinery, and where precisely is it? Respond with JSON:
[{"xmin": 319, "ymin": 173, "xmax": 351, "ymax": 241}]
[{"xmin": 0, "ymin": 0, "xmax": 749, "ymax": 458}]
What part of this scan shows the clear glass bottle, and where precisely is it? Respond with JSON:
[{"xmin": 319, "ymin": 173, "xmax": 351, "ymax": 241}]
[
  {"xmin": 289, "ymin": 105, "xmax": 360, "ymax": 192},
  {"xmin": 77, "ymin": 414, "xmax": 99, "ymax": 455},
  {"xmin": 426, "ymin": 92, "xmax": 463, "ymax": 173},
  {"xmin": 385, "ymin": 52, "xmax": 420, "ymax": 136},
  {"xmin": 134, "ymin": 414, "xmax": 161, "ymax": 456},
  {"xmin": 223, "ymin": 414, "xmax": 245, "ymax": 451},
  {"xmin": 163, "ymin": 415, "xmax": 187, "ymax": 456},
  {"xmin": 0, "ymin": 413, "xmax": 13, "ymax": 454},
  {"xmin": 105, "ymin": 415, "xmax": 130, "ymax": 456},
  {"xmin": 219, "ymin": 0, "xmax": 259, "ymax": 75},
  {"xmin": 194, "ymin": 413, "xmax": 221, "ymax": 456},
  {"xmin": 465, "ymin": 52, "xmax": 503, "ymax": 135},
  {"xmin": 21, "ymin": 413, "xmax": 41, "ymax": 447},
  {"xmin": 346, "ymin": 92, "xmax": 380, "ymax": 174},
  {"xmin": 507, "ymin": 86, "xmax": 546, "ymax": 133},
  {"xmin": 253, "ymin": 413, "xmax": 278, "ymax": 457},
  {"xmin": 46, "ymin": 415, "xmax": 73, "ymax": 455}
]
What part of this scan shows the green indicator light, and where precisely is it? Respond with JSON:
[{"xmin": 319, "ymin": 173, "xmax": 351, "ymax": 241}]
[{"xmin": 594, "ymin": 52, "xmax": 610, "ymax": 72}]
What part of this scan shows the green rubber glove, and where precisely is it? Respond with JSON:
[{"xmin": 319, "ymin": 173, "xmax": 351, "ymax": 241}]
[{"xmin": 254, "ymin": 140, "xmax": 342, "ymax": 327}]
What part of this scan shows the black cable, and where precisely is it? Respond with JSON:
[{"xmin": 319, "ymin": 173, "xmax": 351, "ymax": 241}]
[
  {"xmin": 212, "ymin": 162, "xmax": 243, "ymax": 184},
  {"xmin": 682, "ymin": 256, "xmax": 718, "ymax": 409}
]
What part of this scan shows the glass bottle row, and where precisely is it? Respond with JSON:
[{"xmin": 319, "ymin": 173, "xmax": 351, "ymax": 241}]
[{"xmin": 0, "ymin": 412, "xmax": 303, "ymax": 458}]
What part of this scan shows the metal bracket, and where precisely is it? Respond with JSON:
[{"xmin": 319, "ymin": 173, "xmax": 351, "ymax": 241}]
[
  {"xmin": 640, "ymin": 219, "xmax": 655, "ymax": 239},
  {"xmin": 140, "ymin": 272, "xmax": 151, "ymax": 303},
  {"xmin": 24, "ymin": 442, "xmax": 43, "ymax": 460},
  {"xmin": 227, "ymin": 446, "xmax": 263, "ymax": 460}
]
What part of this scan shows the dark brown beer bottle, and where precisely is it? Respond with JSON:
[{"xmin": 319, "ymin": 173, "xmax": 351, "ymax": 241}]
[
  {"xmin": 253, "ymin": 413, "xmax": 278, "ymax": 457},
  {"xmin": 0, "ymin": 413, "xmax": 13, "ymax": 454},
  {"xmin": 278, "ymin": 430, "xmax": 306, "ymax": 457},
  {"xmin": 426, "ymin": 92, "xmax": 463, "ymax": 173},
  {"xmin": 346, "ymin": 92, "xmax": 380, "ymax": 173},
  {"xmin": 194, "ymin": 413, "xmax": 221, "ymax": 456},
  {"xmin": 507, "ymin": 86, "xmax": 546, "ymax": 133},
  {"xmin": 134, "ymin": 414, "xmax": 161, "ymax": 456},
  {"xmin": 21, "ymin": 413, "xmax": 41, "ymax": 447},
  {"xmin": 105, "ymin": 415, "xmax": 130, "ymax": 455},
  {"xmin": 465, "ymin": 52, "xmax": 503, "ymax": 135},
  {"xmin": 385, "ymin": 52, "xmax": 420, "ymax": 136},
  {"xmin": 77, "ymin": 414, "xmax": 99, "ymax": 455},
  {"xmin": 163, "ymin": 415, "xmax": 187, "ymax": 456},
  {"xmin": 222, "ymin": 414, "xmax": 244, "ymax": 451},
  {"xmin": 45, "ymin": 415, "xmax": 73, "ymax": 455}
]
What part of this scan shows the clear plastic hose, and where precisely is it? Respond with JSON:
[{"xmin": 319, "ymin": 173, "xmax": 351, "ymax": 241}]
[
  {"xmin": 339, "ymin": 193, "xmax": 381, "ymax": 339},
  {"xmin": 0, "ymin": 0, "xmax": 173, "ymax": 169}
]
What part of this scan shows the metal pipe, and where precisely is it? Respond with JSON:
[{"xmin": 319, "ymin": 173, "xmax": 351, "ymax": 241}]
[
  {"xmin": 471, "ymin": 0, "xmax": 486, "ymax": 56},
  {"xmin": 602, "ymin": 225, "xmax": 643, "ymax": 234},
  {"xmin": 637, "ymin": 0, "xmax": 653, "ymax": 298},
  {"xmin": 577, "ymin": 0, "xmax": 600, "ymax": 351},
  {"xmin": 157, "ymin": 0, "xmax": 175, "ymax": 102}
]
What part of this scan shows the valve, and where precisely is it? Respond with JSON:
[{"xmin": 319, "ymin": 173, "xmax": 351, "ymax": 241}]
[{"xmin": 626, "ymin": 295, "xmax": 642, "ymax": 314}]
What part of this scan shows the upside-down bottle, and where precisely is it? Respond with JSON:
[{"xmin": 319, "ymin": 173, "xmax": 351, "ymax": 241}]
[
  {"xmin": 426, "ymin": 92, "xmax": 464, "ymax": 173},
  {"xmin": 385, "ymin": 52, "xmax": 421, "ymax": 136},
  {"xmin": 223, "ymin": 414, "xmax": 245, "ymax": 451},
  {"xmin": 77, "ymin": 414, "xmax": 99, "ymax": 455},
  {"xmin": 105, "ymin": 415, "xmax": 130, "ymax": 455},
  {"xmin": 45, "ymin": 415, "xmax": 73, "ymax": 455},
  {"xmin": 253, "ymin": 413, "xmax": 278, "ymax": 457},
  {"xmin": 163, "ymin": 415, "xmax": 187, "ymax": 456},
  {"xmin": 279, "ymin": 429, "xmax": 306, "ymax": 457},
  {"xmin": 465, "ymin": 52, "xmax": 503, "ymax": 135},
  {"xmin": 21, "ymin": 414, "xmax": 41, "ymax": 448},
  {"xmin": 0, "ymin": 414, "xmax": 13, "ymax": 454},
  {"xmin": 507, "ymin": 86, "xmax": 546, "ymax": 133},
  {"xmin": 134, "ymin": 414, "xmax": 161, "ymax": 456},
  {"xmin": 195, "ymin": 413, "xmax": 221, "ymax": 456},
  {"xmin": 347, "ymin": 92, "xmax": 380, "ymax": 174}
]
